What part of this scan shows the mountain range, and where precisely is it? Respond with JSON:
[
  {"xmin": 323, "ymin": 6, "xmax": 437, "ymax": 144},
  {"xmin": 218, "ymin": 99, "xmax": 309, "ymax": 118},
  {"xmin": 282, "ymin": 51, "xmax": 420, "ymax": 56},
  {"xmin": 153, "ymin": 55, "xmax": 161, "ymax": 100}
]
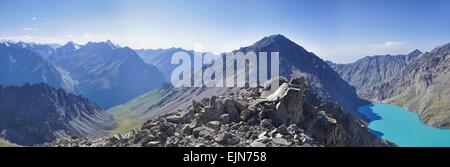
[
  {"xmin": 49, "ymin": 40, "xmax": 166, "ymax": 108},
  {"xmin": 330, "ymin": 43, "xmax": 450, "ymax": 128},
  {"xmin": 327, "ymin": 49, "xmax": 422, "ymax": 99},
  {"xmin": 135, "ymin": 48, "xmax": 194, "ymax": 82},
  {"xmin": 0, "ymin": 40, "xmax": 167, "ymax": 109},
  {"xmin": 0, "ymin": 42, "xmax": 65, "ymax": 89}
]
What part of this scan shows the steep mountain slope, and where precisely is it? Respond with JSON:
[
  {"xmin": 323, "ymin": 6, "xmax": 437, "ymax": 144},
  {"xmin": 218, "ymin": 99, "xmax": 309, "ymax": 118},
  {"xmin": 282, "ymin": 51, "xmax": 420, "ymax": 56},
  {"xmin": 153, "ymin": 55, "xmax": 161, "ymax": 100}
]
[
  {"xmin": 135, "ymin": 48, "xmax": 194, "ymax": 81},
  {"xmin": 108, "ymin": 84, "xmax": 178, "ymax": 134},
  {"xmin": 0, "ymin": 83, "xmax": 116, "ymax": 146},
  {"xmin": 328, "ymin": 50, "xmax": 422, "ymax": 98},
  {"xmin": 235, "ymin": 35, "xmax": 369, "ymax": 115},
  {"xmin": 49, "ymin": 41, "xmax": 166, "ymax": 108},
  {"xmin": 0, "ymin": 42, "xmax": 66, "ymax": 89},
  {"xmin": 370, "ymin": 43, "xmax": 450, "ymax": 128},
  {"xmin": 54, "ymin": 78, "xmax": 394, "ymax": 147},
  {"xmin": 109, "ymin": 34, "xmax": 370, "ymax": 132}
]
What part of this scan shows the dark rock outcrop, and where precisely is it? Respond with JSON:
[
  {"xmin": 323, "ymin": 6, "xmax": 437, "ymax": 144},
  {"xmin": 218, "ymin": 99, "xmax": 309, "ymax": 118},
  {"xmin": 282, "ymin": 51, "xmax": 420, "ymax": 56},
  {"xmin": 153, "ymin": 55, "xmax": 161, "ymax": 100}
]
[{"xmin": 0, "ymin": 83, "xmax": 116, "ymax": 146}]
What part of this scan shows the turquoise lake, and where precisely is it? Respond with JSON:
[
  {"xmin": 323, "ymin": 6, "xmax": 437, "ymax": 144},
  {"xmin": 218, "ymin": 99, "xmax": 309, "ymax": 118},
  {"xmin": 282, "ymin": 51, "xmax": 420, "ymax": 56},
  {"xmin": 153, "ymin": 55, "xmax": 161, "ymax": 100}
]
[{"xmin": 358, "ymin": 103, "xmax": 450, "ymax": 147}]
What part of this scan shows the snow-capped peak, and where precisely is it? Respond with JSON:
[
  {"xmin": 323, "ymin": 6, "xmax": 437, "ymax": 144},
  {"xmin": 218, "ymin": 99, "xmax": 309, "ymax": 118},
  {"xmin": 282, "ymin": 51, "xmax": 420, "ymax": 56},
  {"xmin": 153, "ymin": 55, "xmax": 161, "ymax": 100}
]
[
  {"xmin": 105, "ymin": 40, "xmax": 119, "ymax": 48},
  {"xmin": 62, "ymin": 41, "xmax": 81, "ymax": 50},
  {"xmin": 0, "ymin": 40, "xmax": 10, "ymax": 47},
  {"xmin": 69, "ymin": 41, "xmax": 81, "ymax": 50}
]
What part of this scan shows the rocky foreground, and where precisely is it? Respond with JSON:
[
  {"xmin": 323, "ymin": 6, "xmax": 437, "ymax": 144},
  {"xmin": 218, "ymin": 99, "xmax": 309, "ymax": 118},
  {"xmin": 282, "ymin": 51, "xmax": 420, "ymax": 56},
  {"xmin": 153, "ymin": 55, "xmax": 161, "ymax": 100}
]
[{"xmin": 52, "ymin": 77, "xmax": 394, "ymax": 147}]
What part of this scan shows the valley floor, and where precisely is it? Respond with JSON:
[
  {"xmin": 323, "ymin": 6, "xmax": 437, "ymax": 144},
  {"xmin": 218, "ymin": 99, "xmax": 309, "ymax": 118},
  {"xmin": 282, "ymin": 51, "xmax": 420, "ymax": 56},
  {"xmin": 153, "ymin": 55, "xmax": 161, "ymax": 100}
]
[
  {"xmin": 0, "ymin": 139, "xmax": 19, "ymax": 147},
  {"xmin": 109, "ymin": 115, "xmax": 143, "ymax": 136}
]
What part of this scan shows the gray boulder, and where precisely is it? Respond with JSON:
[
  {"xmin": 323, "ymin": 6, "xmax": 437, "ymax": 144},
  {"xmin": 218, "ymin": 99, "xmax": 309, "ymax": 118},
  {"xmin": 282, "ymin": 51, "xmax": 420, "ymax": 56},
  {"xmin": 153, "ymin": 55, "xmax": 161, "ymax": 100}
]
[
  {"xmin": 206, "ymin": 121, "xmax": 221, "ymax": 131},
  {"xmin": 220, "ymin": 114, "xmax": 231, "ymax": 124},
  {"xmin": 223, "ymin": 98, "xmax": 240, "ymax": 122}
]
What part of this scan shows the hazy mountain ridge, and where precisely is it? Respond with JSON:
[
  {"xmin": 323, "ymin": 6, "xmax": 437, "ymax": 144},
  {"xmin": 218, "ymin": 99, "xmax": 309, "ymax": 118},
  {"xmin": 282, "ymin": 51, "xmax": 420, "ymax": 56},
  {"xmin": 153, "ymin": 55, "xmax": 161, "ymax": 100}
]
[
  {"xmin": 1, "ymin": 40, "xmax": 167, "ymax": 109},
  {"xmin": 49, "ymin": 41, "xmax": 166, "ymax": 108},
  {"xmin": 0, "ymin": 42, "xmax": 66, "ymax": 89},
  {"xmin": 135, "ymin": 48, "xmax": 195, "ymax": 81},
  {"xmin": 0, "ymin": 83, "xmax": 115, "ymax": 146},
  {"xmin": 0, "ymin": 41, "xmax": 58, "ymax": 59},
  {"xmin": 328, "ymin": 49, "xmax": 422, "ymax": 99}
]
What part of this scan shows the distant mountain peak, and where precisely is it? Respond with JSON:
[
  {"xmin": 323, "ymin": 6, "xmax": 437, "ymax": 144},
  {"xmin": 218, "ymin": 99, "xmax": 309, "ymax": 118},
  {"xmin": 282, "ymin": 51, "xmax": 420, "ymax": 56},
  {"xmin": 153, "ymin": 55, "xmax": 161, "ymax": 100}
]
[
  {"xmin": 84, "ymin": 40, "xmax": 119, "ymax": 50},
  {"xmin": 432, "ymin": 42, "xmax": 450, "ymax": 53},
  {"xmin": 243, "ymin": 34, "xmax": 309, "ymax": 54},
  {"xmin": 66, "ymin": 41, "xmax": 76, "ymax": 45},
  {"xmin": 266, "ymin": 34, "xmax": 289, "ymax": 40},
  {"xmin": 406, "ymin": 49, "xmax": 423, "ymax": 60},
  {"xmin": 16, "ymin": 41, "xmax": 28, "ymax": 48},
  {"xmin": 1, "ymin": 41, "xmax": 32, "ymax": 48},
  {"xmin": 0, "ymin": 40, "xmax": 10, "ymax": 47},
  {"xmin": 62, "ymin": 41, "xmax": 81, "ymax": 50},
  {"xmin": 105, "ymin": 40, "xmax": 117, "ymax": 47},
  {"xmin": 409, "ymin": 49, "xmax": 422, "ymax": 55},
  {"xmin": 254, "ymin": 34, "xmax": 293, "ymax": 46}
]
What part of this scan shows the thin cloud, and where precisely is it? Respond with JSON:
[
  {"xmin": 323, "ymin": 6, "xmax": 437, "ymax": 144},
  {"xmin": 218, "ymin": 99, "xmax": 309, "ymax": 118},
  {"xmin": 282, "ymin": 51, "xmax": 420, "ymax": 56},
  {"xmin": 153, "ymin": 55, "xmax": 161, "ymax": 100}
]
[
  {"xmin": 23, "ymin": 27, "xmax": 39, "ymax": 31},
  {"xmin": 364, "ymin": 41, "xmax": 411, "ymax": 57},
  {"xmin": 369, "ymin": 41, "xmax": 404, "ymax": 49},
  {"xmin": 83, "ymin": 32, "xmax": 113, "ymax": 40},
  {"xmin": 62, "ymin": 30, "xmax": 73, "ymax": 38},
  {"xmin": 32, "ymin": 17, "xmax": 37, "ymax": 21},
  {"xmin": 83, "ymin": 32, "xmax": 93, "ymax": 38},
  {"xmin": 0, "ymin": 35, "xmax": 62, "ymax": 44}
]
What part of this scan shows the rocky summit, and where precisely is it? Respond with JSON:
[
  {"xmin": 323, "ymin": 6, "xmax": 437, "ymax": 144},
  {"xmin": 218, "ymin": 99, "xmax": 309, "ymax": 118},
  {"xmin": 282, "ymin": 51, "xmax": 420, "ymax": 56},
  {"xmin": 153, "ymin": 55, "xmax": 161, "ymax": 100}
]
[{"xmin": 52, "ymin": 77, "xmax": 394, "ymax": 147}]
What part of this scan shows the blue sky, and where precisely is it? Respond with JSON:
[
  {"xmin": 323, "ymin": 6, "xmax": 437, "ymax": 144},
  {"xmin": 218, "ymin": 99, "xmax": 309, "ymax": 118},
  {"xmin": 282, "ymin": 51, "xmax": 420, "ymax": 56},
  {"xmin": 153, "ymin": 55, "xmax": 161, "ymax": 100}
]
[{"xmin": 1, "ymin": 0, "xmax": 449, "ymax": 63}]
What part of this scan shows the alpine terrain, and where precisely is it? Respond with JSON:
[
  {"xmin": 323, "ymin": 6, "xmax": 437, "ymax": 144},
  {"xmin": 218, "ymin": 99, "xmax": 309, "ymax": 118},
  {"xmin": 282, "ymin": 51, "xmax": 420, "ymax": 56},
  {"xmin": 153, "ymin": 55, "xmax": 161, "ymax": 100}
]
[{"xmin": 0, "ymin": 83, "xmax": 115, "ymax": 146}]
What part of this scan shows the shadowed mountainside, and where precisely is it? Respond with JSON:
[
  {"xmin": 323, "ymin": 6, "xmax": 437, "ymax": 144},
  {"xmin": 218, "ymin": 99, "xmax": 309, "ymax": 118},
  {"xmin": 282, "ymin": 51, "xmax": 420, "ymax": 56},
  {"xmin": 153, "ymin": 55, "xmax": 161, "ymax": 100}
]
[
  {"xmin": 370, "ymin": 43, "xmax": 450, "ymax": 128},
  {"xmin": 0, "ymin": 83, "xmax": 116, "ymax": 146},
  {"xmin": 327, "ymin": 50, "xmax": 422, "ymax": 99},
  {"xmin": 49, "ymin": 41, "xmax": 166, "ymax": 108},
  {"xmin": 0, "ymin": 42, "xmax": 66, "ymax": 89}
]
